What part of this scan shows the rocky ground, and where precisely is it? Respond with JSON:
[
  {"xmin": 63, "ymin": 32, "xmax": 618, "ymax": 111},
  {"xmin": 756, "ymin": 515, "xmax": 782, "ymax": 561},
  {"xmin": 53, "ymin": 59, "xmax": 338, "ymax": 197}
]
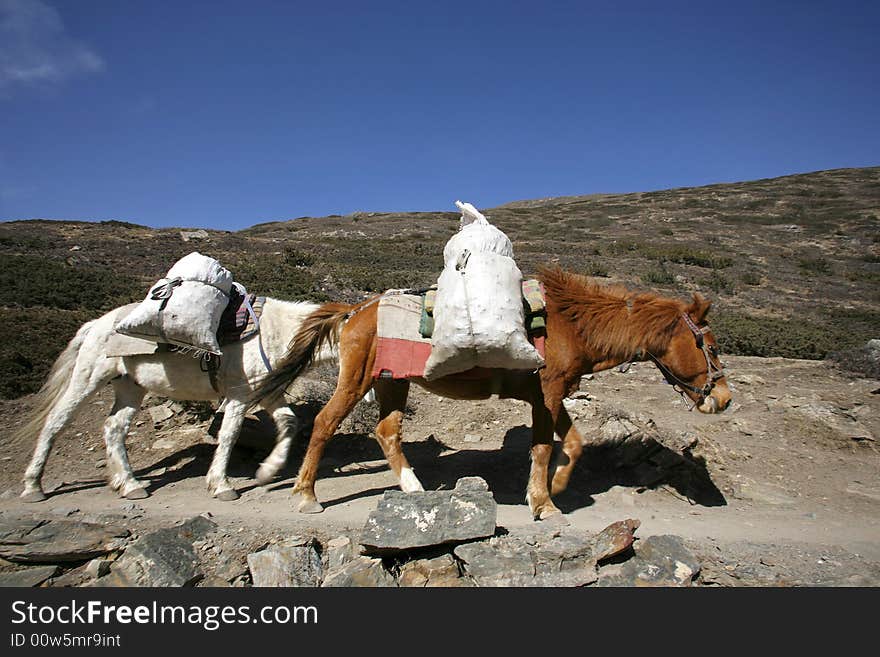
[{"xmin": 0, "ymin": 355, "xmax": 878, "ymax": 587}]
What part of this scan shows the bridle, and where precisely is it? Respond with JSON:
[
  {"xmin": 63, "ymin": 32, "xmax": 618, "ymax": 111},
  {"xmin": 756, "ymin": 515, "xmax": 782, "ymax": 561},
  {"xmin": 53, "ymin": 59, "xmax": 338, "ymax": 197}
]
[{"xmin": 647, "ymin": 312, "xmax": 726, "ymax": 411}]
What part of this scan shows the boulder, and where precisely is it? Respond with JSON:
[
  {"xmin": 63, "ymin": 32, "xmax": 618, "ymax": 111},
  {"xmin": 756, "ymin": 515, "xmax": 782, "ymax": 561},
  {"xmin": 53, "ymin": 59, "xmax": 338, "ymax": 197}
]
[
  {"xmin": 321, "ymin": 556, "xmax": 396, "ymax": 587},
  {"xmin": 598, "ymin": 534, "xmax": 700, "ymax": 587},
  {"xmin": 98, "ymin": 524, "xmax": 206, "ymax": 587},
  {"xmin": 592, "ymin": 519, "xmax": 640, "ymax": 562},
  {"xmin": 398, "ymin": 554, "xmax": 463, "ymax": 587},
  {"xmin": 454, "ymin": 539, "xmax": 535, "ymax": 586},
  {"xmin": 0, "ymin": 518, "xmax": 129, "ymax": 564},
  {"xmin": 247, "ymin": 537, "xmax": 323, "ymax": 587},
  {"xmin": 0, "ymin": 565, "xmax": 60, "ymax": 587},
  {"xmin": 85, "ymin": 559, "xmax": 112, "ymax": 579},
  {"xmin": 360, "ymin": 477, "xmax": 496, "ymax": 554},
  {"xmin": 325, "ymin": 536, "xmax": 356, "ymax": 571},
  {"xmin": 148, "ymin": 405, "xmax": 175, "ymax": 424}
]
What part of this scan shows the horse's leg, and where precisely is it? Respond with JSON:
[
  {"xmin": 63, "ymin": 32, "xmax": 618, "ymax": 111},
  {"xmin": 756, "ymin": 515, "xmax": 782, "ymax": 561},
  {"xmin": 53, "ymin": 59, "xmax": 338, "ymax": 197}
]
[
  {"xmin": 255, "ymin": 397, "xmax": 299, "ymax": 485},
  {"xmin": 205, "ymin": 397, "xmax": 246, "ymax": 501},
  {"xmin": 21, "ymin": 348, "xmax": 118, "ymax": 502},
  {"xmin": 527, "ymin": 381, "xmax": 564, "ymax": 520},
  {"xmin": 103, "ymin": 376, "xmax": 149, "ymax": 499},
  {"xmin": 293, "ymin": 376, "xmax": 373, "ymax": 514},
  {"xmin": 550, "ymin": 405, "xmax": 584, "ymax": 496},
  {"xmin": 373, "ymin": 379, "xmax": 423, "ymax": 493}
]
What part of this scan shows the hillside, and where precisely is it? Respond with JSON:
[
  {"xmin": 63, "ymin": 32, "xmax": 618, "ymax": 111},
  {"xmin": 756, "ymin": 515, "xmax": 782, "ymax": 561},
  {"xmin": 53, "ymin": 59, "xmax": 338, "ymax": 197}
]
[{"xmin": 1, "ymin": 166, "xmax": 878, "ymax": 398}]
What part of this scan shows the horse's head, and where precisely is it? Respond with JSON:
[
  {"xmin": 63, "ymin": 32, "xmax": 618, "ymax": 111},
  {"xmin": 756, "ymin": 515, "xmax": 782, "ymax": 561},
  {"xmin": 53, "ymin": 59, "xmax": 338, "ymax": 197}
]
[{"xmin": 650, "ymin": 294, "xmax": 731, "ymax": 414}]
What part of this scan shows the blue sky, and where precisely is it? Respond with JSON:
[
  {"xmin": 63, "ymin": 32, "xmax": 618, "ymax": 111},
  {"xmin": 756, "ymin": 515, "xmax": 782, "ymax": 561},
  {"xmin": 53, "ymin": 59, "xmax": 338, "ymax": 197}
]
[{"xmin": 1, "ymin": 0, "xmax": 878, "ymax": 231}]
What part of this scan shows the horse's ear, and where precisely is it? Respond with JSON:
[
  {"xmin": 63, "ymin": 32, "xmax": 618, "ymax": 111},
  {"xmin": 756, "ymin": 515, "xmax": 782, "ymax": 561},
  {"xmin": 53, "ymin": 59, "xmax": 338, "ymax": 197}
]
[{"xmin": 688, "ymin": 293, "xmax": 712, "ymax": 322}]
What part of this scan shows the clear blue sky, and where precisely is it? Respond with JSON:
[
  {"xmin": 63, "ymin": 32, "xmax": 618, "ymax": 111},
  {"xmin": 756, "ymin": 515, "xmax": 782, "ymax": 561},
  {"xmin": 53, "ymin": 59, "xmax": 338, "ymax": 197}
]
[{"xmin": 1, "ymin": 0, "xmax": 878, "ymax": 231}]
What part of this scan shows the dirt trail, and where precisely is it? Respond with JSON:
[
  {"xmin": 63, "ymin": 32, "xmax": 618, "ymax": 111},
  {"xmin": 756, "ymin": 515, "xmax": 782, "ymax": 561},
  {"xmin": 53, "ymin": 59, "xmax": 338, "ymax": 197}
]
[{"xmin": 1, "ymin": 355, "xmax": 878, "ymax": 586}]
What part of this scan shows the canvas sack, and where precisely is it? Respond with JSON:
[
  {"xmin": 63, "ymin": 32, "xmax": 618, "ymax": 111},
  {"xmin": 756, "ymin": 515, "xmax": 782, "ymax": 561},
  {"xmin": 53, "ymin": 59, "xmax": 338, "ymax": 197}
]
[
  {"xmin": 115, "ymin": 251, "xmax": 233, "ymax": 355},
  {"xmin": 423, "ymin": 202, "xmax": 545, "ymax": 380}
]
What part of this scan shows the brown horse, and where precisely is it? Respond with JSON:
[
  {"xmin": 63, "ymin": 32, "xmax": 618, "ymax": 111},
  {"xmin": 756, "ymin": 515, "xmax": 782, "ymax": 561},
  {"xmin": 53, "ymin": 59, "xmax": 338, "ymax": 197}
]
[{"xmin": 254, "ymin": 266, "xmax": 732, "ymax": 519}]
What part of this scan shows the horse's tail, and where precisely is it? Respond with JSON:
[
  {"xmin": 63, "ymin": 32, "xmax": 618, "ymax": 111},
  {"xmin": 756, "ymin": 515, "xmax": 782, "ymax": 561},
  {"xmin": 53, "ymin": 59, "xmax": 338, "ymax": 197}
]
[
  {"xmin": 14, "ymin": 319, "xmax": 96, "ymax": 442},
  {"xmin": 249, "ymin": 302, "xmax": 356, "ymax": 404}
]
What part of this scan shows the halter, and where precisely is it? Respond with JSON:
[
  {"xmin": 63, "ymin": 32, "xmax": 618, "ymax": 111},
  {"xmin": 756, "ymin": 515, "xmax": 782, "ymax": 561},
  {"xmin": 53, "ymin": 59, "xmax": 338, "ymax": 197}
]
[{"xmin": 648, "ymin": 312, "xmax": 726, "ymax": 410}]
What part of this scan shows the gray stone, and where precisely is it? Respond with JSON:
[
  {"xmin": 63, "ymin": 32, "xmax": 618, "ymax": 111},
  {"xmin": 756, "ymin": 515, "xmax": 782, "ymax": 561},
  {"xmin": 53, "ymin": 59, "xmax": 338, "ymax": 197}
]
[
  {"xmin": 360, "ymin": 477, "xmax": 496, "ymax": 554},
  {"xmin": 454, "ymin": 477, "xmax": 490, "ymax": 492},
  {"xmin": 0, "ymin": 519, "xmax": 129, "ymax": 564},
  {"xmin": 325, "ymin": 535, "xmax": 355, "ymax": 571},
  {"xmin": 600, "ymin": 416, "xmax": 640, "ymax": 443},
  {"xmin": 180, "ymin": 229, "xmax": 209, "ymax": 242},
  {"xmin": 463, "ymin": 434, "xmax": 482, "ymax": 443},
  {"xmin": 214, "ymin": 557, "xmax": 249, "ymax": 583},
  {"xmin": 398, "ymin": 554, "xmax": 462, "ymax": 587},
  {"xmin": 102, "ymin": 526, "xmax": 204, "ymax": 587},
  {"xmin": 321, "ymin": 556, "xmax": 396, "ymax": 587},
  {"xmin": 454, "ymin": 539, "xmax": 535, "ymax": 586},
  {"xmin": 534, "ymin": 532, "xmax": 596, "ymax": 574},
  {"xmin": 85, "ymin": 559, "xmax": 112, "ymax": 579},
  {"xmin": 45, "ymin": 564, "xmax": 88, "ymax": 588},
  {"xmin": 247, "ymin": 537, "xmax": 322, "ymax": 587},
  {"xmin": 148, "ymin": 405, "xmax": 175, "ymax": 424},
  {"xmin": 174, "ymin": 515, "xmax": 218, "ymax": 541},
  {"xmin": 0, "ymin": 565, "xmax": 60, "ymax": 587},
  {"xmin": 598, "ymin": 534, "xmax": 700, "ymax": 587},
  {"xmin": 151, "ymin": 437, "xmax": 177, "ymax": 450}
]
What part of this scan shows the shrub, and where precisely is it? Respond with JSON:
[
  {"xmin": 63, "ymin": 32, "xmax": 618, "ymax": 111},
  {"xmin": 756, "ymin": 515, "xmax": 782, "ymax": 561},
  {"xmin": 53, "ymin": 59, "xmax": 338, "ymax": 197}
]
[
  {"xmin": 699, "ymin": 271, "xmax": 735, "ymax": 295},
  {"xmin": 0, "ymin": 307, "xmax": 94, "ymax": 398},
  {"xmin": 827, "ymin": 342, "xmax": 880, "ymax": 380},
  {"xmin": 580, "ymin": 261, "xmax": 610, "ymax": 277},
  {"xmin": 643, "ymin": 245, "xmax": 732, "ymax": 269},
  {"xmin": 798, "ymin": 257, "xmax": 832, "ymax": 275},
  {"xmin": 0, "ymin": 255, "xmax": 141, "ymax": 311},
  {"xmin": 642, "ymin": 266, "xmax": 675, "ymax": 285}
]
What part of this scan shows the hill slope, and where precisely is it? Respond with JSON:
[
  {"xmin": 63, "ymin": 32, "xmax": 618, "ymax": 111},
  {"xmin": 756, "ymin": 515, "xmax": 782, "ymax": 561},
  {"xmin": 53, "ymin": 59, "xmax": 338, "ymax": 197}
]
[{"xmin": 1, "ymin": 166, "xmax": 878, "ymax": 397}]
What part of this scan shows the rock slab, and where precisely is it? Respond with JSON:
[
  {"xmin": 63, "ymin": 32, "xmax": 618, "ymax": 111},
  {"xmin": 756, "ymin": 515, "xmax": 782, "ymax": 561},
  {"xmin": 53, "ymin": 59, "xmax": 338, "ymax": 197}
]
[
  {"xmin": 360, "ymin": 477, "xmax": 496, "ymax": 554},
  {"xmin": 0, "ymin": 565, "xmax": 60, "ymax": 587},
  {"xmin": 97, "ymin": 519, "xmax": 215, "ymax": 587},
  {"xmin": 598, "ymin": 534, "xmax": 700, "ymax": 587},
  {"xmin": 247, "ymin": 537, "xmax": 323, "ymax": 587},
  {"xmin": 321, "ymin": 556, "xmax": 396, "ymax": 587},
  {"xmin": 0, "ymin": 518, "xmax": 129, "ymax": 564}
]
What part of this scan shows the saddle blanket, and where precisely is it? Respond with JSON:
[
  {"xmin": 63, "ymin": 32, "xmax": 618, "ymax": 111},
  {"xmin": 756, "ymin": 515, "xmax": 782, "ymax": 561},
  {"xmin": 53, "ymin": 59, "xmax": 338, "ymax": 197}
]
[
  {"xmin": 371, "ymin": 283, "xmax": 546, "ymax": 380},
  {"xmin": 105, "ymin": 291, "xmax": 266, "ymax": 358}
]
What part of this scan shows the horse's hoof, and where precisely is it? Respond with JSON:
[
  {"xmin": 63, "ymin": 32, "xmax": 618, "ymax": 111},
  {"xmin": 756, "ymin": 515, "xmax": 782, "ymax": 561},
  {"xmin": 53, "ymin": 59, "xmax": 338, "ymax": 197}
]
[
  {"xmin": 536, "ymin": 505, "xmax": 566, "ymax": 522},
  {"xmin": 123, "ymin": 488, "xmax": 149, "ymax": 500},
  {"xmin": 214, "ymin": 489, "xmax": 240, "ymax": 502},
  {"xmin": 255, "ymin": 466, "xmax": 276, "ymax": 486},
  {"xmin": 539, "ymin": 511, "xmax": 570, "ymax": 526},
  {"xmin": 298, "ymin": 499, "xmax": 324, "ymax": 514},
  {"xmin": 20, "ymin": 490, "xmax": 47, "ymax": 503}
]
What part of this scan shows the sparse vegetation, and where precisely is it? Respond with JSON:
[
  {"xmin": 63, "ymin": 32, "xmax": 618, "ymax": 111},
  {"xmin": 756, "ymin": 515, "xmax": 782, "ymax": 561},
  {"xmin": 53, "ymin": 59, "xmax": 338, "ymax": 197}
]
[
  {"xmin": 798, "ymin": 256, "xmax": 833, "ymax": 275},
  {"xmin": 642, "ymin": 265, "xmax": 675, "ymax": 285},
  {"xmin": 1, "ymin": 165, "xmax": 878, "ymax": 398}
]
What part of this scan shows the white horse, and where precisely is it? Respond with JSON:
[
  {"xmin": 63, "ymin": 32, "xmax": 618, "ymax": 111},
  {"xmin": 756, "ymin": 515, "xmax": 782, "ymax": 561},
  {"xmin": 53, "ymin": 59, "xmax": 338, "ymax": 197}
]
[{"xmin": 18, "ymin": 298, "xmax": 334, "ymax": 503}]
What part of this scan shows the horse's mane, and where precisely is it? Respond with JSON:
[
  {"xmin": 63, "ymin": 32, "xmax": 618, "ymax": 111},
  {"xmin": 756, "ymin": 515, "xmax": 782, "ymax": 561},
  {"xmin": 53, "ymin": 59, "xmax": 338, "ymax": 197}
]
[{"xmin": 538, "ymin": 265, "xmax": 689, "ymax": 360}]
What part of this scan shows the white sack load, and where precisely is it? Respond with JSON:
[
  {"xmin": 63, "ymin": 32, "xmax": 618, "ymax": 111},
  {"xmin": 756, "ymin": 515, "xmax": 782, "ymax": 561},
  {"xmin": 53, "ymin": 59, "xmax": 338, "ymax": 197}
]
[
  {"xmin": 423, "ymin": 201, "xmax": 545, "ymax": 380},
  {"xmin": 115, "ymin": 251, "xmax": 233, "ymax": 355}
]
